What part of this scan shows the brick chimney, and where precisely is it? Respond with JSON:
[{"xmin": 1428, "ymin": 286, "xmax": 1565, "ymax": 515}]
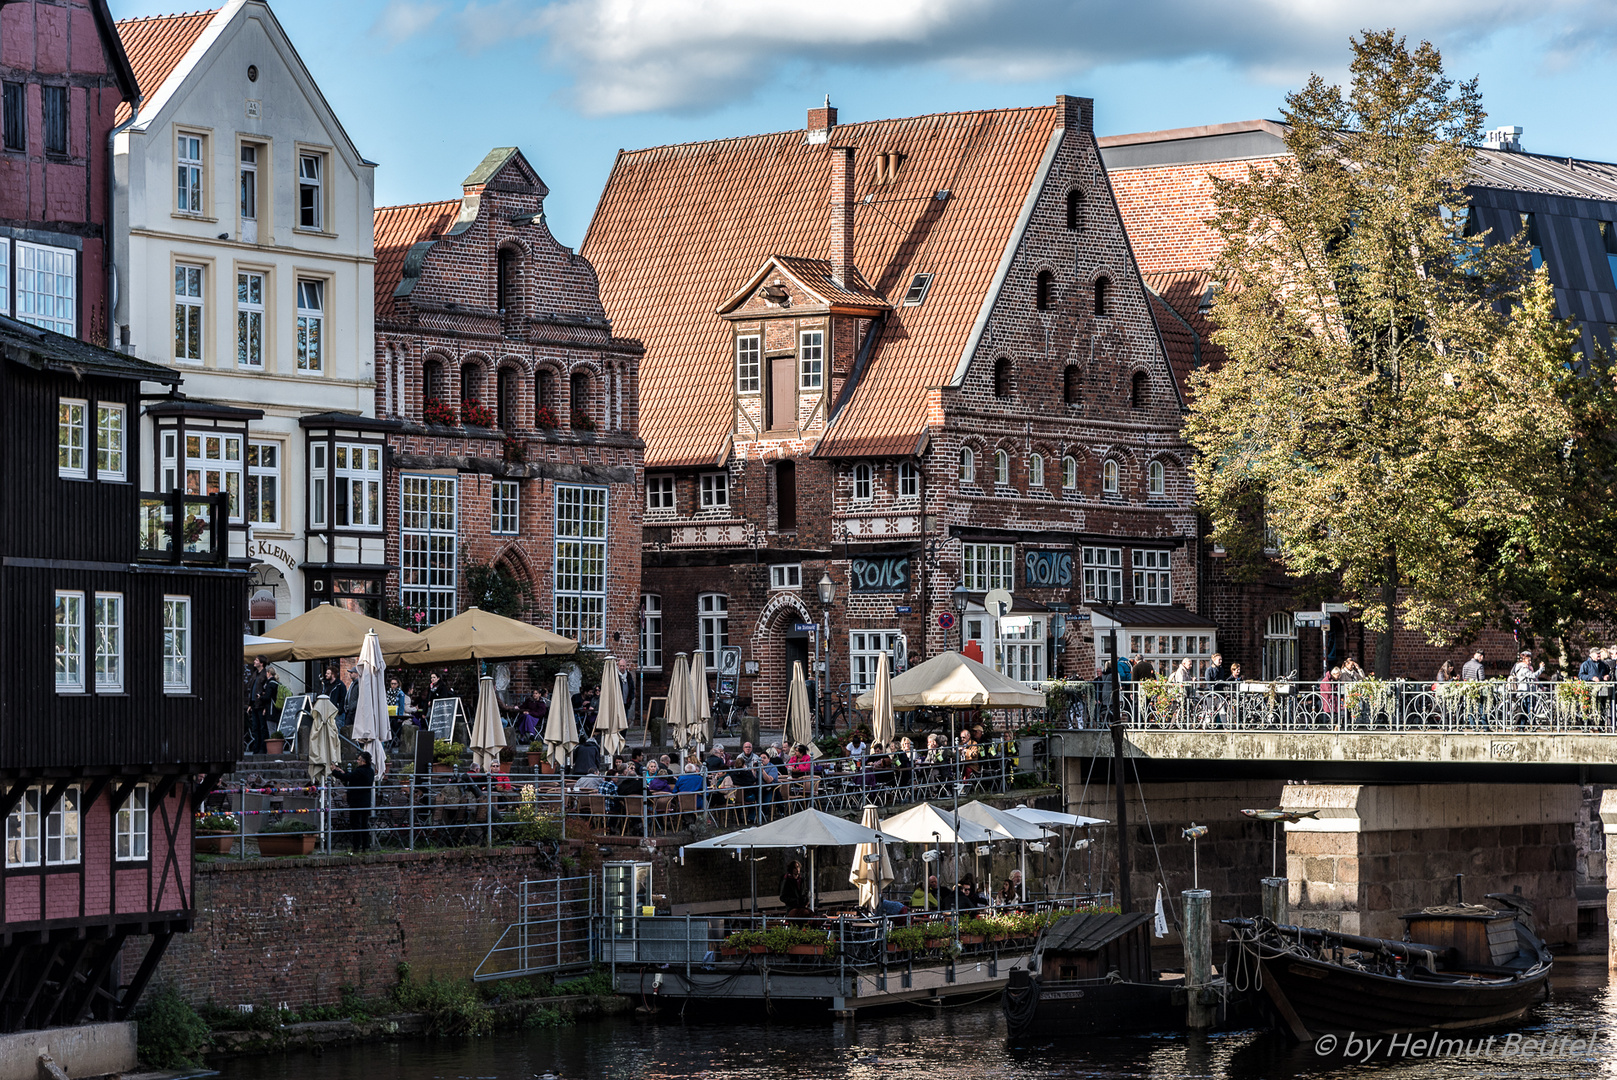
[
  {"xmin": 807, "ymin": 95, "xmax": 837, "ymax": 145},
  {"xmin": 829, "ymin": 145, "xmax": 855, "ymax": 288}
]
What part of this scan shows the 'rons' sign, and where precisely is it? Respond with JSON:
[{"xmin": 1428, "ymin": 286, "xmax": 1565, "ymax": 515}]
[
  {"xmin": 850, "ymin": 555, "xmax": 910, "ymax": 593},
  {"xmin": 1024, "ymin": 549, "xmax": 1074, "ymax": 588}
]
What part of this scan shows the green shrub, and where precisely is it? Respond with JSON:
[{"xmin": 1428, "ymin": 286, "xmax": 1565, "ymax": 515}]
[
  {"xmin": 550, "ymin": 968, "xmax": 613, "ymax": 997},
  {"xmin": 524, "ymin": 1006, "xmax": 565, "ymax": 1029},
  {"xmin": 391, "ymin": 972, "xmax": 493, "ymax": 1037},
  {"xmin": 261, "ymin": 816, "xmax": 317, "ymax": 834},
  {"xmin": 433, "ymin": 741, "xmax": 467, "ymax": 766},
  {"xmin": 135, "ymin": 987, "xmax": 210, "ymax": 1068}
]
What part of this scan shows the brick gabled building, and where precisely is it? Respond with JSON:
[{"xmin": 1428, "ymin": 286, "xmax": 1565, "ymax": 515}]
[
  {"xmin": 583, "ymin": 97, "xmax": 1213, "ymax": 727},
  {"xmin": 373, "ymin": 148, "xmax": 643, "ymax": 655}
]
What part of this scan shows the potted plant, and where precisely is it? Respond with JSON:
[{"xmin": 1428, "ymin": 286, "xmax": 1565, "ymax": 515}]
[
  {"xmin": 571, "ymin": 408, "xmax": 596, "ymax": 433},
  {"xmin": 460, "ymin": 398, "xmax": 496, "ymax": 428},
  {"xmin": 432, "ymin": 741, "xmax": 465, "ymax": 774},
  {"xmin": 527, "ymin": 746, "xmax": 546, "ymax": 768},
  {"xmin": 256, "ymin": 817, "xmax": 318, "ymax": 857},
  {"xmin": 920, "ymin": 920, "xmax": 952, "ymax": 950},
  {"xmin": 263, "ymin": 733, "xmax": 286, "ymax": 755},
  {"xmin": 533, "ymin": 405, "xmax": 559, "ymax": 430},
  {"xmin": 722, "ymin": 930, "xmax": 769, "ymax": 955},
  {"xmin": 503, "ymin": 434, "xmax": 527, "ymax": 464},
  {"xmin": 193, "ymin": 810, "xmax": 238, "ymax": 855},
  {"xmin": 887, "ymin": 925, "xmax": 926, "ymax": 953},
  {"xmin": 958, "ymin": 916, "xmax": 992, "ymax": 945},
  {"xmin": 763, "ymin": 926, "xmax": 833, "ymax": 956},
  {"xmin": 423, "ymin": 397, "xmax": 457, "ymax": 426}
]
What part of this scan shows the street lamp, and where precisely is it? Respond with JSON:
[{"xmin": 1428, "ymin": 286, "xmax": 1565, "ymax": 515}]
[
  {"xmin": 952, "ymin": 583, "xmax": 968, "ymax": 652},
  {"xmin": 818, "ymin": 571, "xmax": 836, "ymax": 736}
]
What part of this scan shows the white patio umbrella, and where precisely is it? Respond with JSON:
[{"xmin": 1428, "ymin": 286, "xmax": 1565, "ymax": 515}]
[
  {"xmin": 958, "ymin": 800, "xmax": 1053, "ymax": 901},
  {"xmin": 595, "ymin": 656, "xmax": 628, "ymax": 759},
  {"xmin": 870, "ymin": 652, "xmax": 895, "ymax": 749},
  {"xmin": 664, "ymin": 653, "xmax": 692, "ymax": 749},
  {"xmin": 470, "ymin": 674, "xmax": 506, "ymax": 774},
  {"xmin": 690, "ymin": 650, "xmax": 712, "ymax": 747},
  {"xmin": 682, "ymin": 806, "xmax": 892, "ymax": 911},
  {"xmin": 351, "ymin": 629, "xmax": 390, "ymax": 779},
  {"xmin": 786, "ymin": 661, "xmax": 819, "ymax": 757},
  {"xmin": 879, "ymin": 802, "xmax": 997, "ymax": 845},
  {"xmin": 855, "ymin": 650, "xmax": 1044, "ymax": 710},
  {"xmin": 543, "ymin": 673, "xmax": 579, "ymax": 771},
  {"xmin": 850, "ymin": 803, "xmax": 894, "ymax": 912},
  {"xmin": 1004, "ymin": 804, "xmax": 1108, "ymax": 897}
]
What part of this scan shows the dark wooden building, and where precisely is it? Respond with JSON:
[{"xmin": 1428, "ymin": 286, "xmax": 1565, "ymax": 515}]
[{"xmin": 0, "ymin": 314, "xmax": 243, "ymax": 1032}]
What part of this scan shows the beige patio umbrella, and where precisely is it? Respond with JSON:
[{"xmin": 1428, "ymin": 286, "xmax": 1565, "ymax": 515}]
[
  {"xmin": 350, "ymin": 630, "xmax": 390, "ymax": 779},
  {"xmin": 542, "ymin": 674, "xmax": 579, "ymax": 771},
  {"xmin": 849, "ymin": 803, "xmax": 894, "ymax": 912},
  {"xmin": 870, "ymin": 652, "xmax": 895, "ymax": 748},
  {"xmin": 407, "ymin": 606, "xmax": 576, "ymax": 663},
  {"xmin": 470, "ymin": 675, "xmax": 505, "ymax": 774},
  {"xmin": 307, "ymin": 695, "xmax": 342, "ymax": 783},
  {"xmin": 855, "ymin": 650, "xmax": 1044, "ymax": 710},
  {"xmin": 664, "ymin": 652, "xmax": 691, "ymax": 749},
  {"xmin": 245, "ymin": 603, "xmax": 428, "ymax": 663},
  {"xmin": 689, "ymin": 650, "xmax": 712, "ymax": 747},
  {"xmin": 786, "ymin": 661, "xmax": 819, "ymax": 757},
  {"xmin": 595, "ymin": 656, "xmax": 628, "ymax": 759}
]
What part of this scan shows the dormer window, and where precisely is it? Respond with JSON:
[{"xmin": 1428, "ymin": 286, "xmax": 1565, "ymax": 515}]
[
  {"xmin": 735, "ymin": 335, "xmax": 760, "ymax": 393},
  {"xmin": 903, "ymin": 273, "xmax": 933, "ymax": 306}
]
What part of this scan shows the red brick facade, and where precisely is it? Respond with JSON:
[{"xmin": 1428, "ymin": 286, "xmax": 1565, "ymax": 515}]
[{"xmin": 374, "ymin": 149, "xmax": 643, "ymax": 663}]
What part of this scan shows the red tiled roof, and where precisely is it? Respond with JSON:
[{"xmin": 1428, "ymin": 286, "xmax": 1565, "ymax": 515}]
[
  {"xmin": 114, "ymin": 10, "xmax": 218, "ymax": 124},
  {"xmin": 1144, "ymin": 271, "xmax": 1227, "ymax": 398},
  {"xmin": 582, "ymin": 107, "xmax": 1061, "ymax": 468},
  {"xmin": 373, "ymin": 200, "xmax": 461, "ymax": 320},
  {"xmin": 718, "ymin": 255, "xmax": 889, "ymax": 313}
]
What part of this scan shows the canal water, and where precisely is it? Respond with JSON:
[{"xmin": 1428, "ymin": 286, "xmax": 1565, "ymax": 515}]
[{"xmin": 219, "ymin": 956, "xmax": 1615, "ymax": 1080}]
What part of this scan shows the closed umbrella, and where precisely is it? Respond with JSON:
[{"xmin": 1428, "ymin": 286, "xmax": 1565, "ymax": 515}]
[
  {"xmin": 690, "ymin": 651, "xmax": 712, "ymax": 747},
  {"xmin": 850, "ymin": 803, "xmax": 894, "ymax": 912},
  {"xmin": 595, "ymin": 656, "xmax": 628, "ymax": 759},
  {"xmin": 786, "ymin": 661, "xmax": 818, "ymax": 757},
  {"xmin": 665, "ymin": 653, "xmax": 691, "ymax": 750},
  {"xmin": 870, "ymin": 652, "xmax": 895, "ymax": 749},
  {"xmin": 245, "ymin": 603, "xmax": 427, "ymax": 663},
  {"xmin": 307, "ymin": 695, "xmax": 342, "ymax": 783},
  {"xmin": 470, "ymin": 675, "xmax": 505, "ymax": 774},
  {"xmin": 543, "ymin": 674, "xmax": 579, "ymax": 771},
  {"xmin": 351, "ymin": 630, "xmax": 389, "ymax": 779}
]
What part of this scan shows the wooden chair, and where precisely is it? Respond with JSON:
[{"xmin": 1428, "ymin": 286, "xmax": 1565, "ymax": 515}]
[
  {"xmin": 585, "ymin": 793, "xmax": 607, "ymax": 830},
  {"xmin": 677, "ymin": 791, "xmax": 699, "ymax": 830},
  {"xmin": 621, "ymin": 795, "xmax": 645, "ymax": 836}
]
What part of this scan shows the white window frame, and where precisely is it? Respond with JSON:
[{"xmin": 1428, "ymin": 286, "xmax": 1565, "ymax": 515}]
[
  {"xmin": 116, "ymin": 784, "xmax": 150, "ymax": 862},
  {"xmin": 246, "ymin": 439, "xmax": 280, "ymax": 530},
  {"xmin": 640, "ymin": 594, "xmax": 663, "ymax": 671},
  {"xmin": 1062, "ymin": 455, "xmax": 1077, "ymax": 489},
  {"xmin": 700, "ymin": 471, "xmax": 729, "ymax": 510},
  {"xmin": 770, "ymin": 563, "xmax": 802, "ymax": 590},
  {"xmin": 1132, "ymin": 549, "xmax": 1172, "ymax": 605},
  {"xmin": 163, "ymin": 596, "xmax": 191, "ymax": 693},
  {"xmin": 176, "ymin": 132, "xmax": 204, "ymax": 214},
  {"xmin": 97, "ymin": 403, "xmax": 126, "ymax": 481},
  {"xmin": 994, "ymin": 615, "xmax": 1046, "ymax": 684},
  {"xmin": 334, "ymin": 442, "xmax": 383, "ymax": 530},
  {"xmin": 401, "ymin": 474, "xmax": 457, "ymax": 625},
  {"xmin": 1148, "ymin": 459, "xmax": 1165, "ymax": 496},
  {"xmin": 994, "ymin": 449, "xmax": 1009, "ymax": 486},
  {"xmin": 174, "ymin": 263, "xmax": 204, "ymax": 363},
  {"xmin": 851, "ymin": 463, "xmax": 872, "ymax": 503},
  {"xmin": 298, "ymin": 153, "xmax": 323, "ymax": 230},
  {"xmin": 16, "ymin": 241, "xmax": 75, "ymax": 336},
  {"xmin": 58, "ymin": 398, "xmax": 87, "ymax": 478},
  {"xmin": 555, "ymin": 484, "xmax": 607, "ymax": 648},
  {"xmin": 168, "ymin": 432, "xmax": 243, "ymax": 522},
  {"xmin": 961, "ymin": 543, "xmax": 1014, "ymax": 592},
  {"xmin": 6, "ymin": 787, "xmax": 40, "ymax": 867},
  {"xmin": 849, "ymin": 629, "xmax": 905, "ymax": 691},
  {"xmin": 959, "ymin": 447, "xmax": 975, "ymax": 482},
  {"xmin": 44, "ymin": 786, "xmax": 80, "ymax": 866},
  {"xmin": 0, "ymin": 239, "xmax": 9, "ymax": 316},
  {"xmin": 1102, "ymin": 459, "xmax": 1119, "ymax": 494},
  {"xmin": 735, "ymin": 335, "xmax": 760, "ymax": 393},
  {"xmin": 799, "ymin": 329, "xmax": 824, "ymax": 389},
  {"xmin": 309, "ymin": 442, "xmax": 328, "ymax": 528},
  {"xmin": 237, "ymin": 270, "xmax": 265, "ymax": 369},
  {"xmin": 646, "ymin": 475, "xmax": 676, "ymax": 513},
  {"xmin": 492, "ymin": 479, "xmax": 520, "ymax": 535},
  {"xmin": 295, "ymin": 278, "xmax": 324, "ymax": 373},
  {"xmin": 1082, "ymin": 546, "xmax": 1123, "ymax": 604},
  {"xmin": 239, "ymin": 143, "xmax": 258, "ymax": 221},
  {"xmin": 898, "ymin": 461, "xmax": 919, "ymax": 499},
  {"xmin": 55, "ymin": 590, "xmax": 85, "ymax": 692},
  {"xmin": 1130, "ymin": 630, "xmax": 1217, "ymax": 679},
  {"xmin": 94, "ymin": 592, "xmax": 123, "ymax": 693},
  {"xmin": 1030, "ymin": 453, "xmax": 1044, "ymax": 488},
  {"xmin": 698, "ymin": 593, "xmax": 729, "ymax": 673}
]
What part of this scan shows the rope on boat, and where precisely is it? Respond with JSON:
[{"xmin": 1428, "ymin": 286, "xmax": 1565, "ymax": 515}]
[{"xmin": 1001, "ymin": 977, "xmax": 1040, "ymax": 1035}]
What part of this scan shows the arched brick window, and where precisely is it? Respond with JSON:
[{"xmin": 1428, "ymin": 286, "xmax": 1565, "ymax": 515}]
[
  {"xmin": 1148, "ymin": 459, "xmax": 1165, "ymax": 496},
  {"xmin": 461, "ymin": 362, "xmax": 483, "ymax": 405},
  {"xmin": 497, "ymin": 366, "xmax": 519, "ymax": 430},
  {"xmin": 423, "ymin": 357, "xmax": 445, "ymax": 408},
  {"xmin": 1066, "ymin": 189, "xmax": 1084, "ymax": 230},
  {"xmin": 570, "ymin": 370, "xmax": 594, "ymax": 431},
  {"xmin": 993, "ymin": 357, "xmax": 1013, "ymax": 399},
  {"xmin": 1035, "ymin": 270, "xmax": 1055, "ymax": 311},
  {"xmin": 1063, "ymin": 365, "xmax": 1080, "ymax": 405},
  {"xmin": 1094, "ymin": 276, "xmax": 1110, "ymax": 316},
  {"xmin": 1131, "ymin": 370, "xmax": 1147, "ymax": 410}
]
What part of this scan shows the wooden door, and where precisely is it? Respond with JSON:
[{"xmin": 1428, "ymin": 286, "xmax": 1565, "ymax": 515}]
[{"xmin": 769, "ymin": 356, "xmax": 796, "ymax": 431}]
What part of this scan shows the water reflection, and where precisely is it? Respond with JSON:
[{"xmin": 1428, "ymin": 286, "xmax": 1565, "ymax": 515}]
[{"xmin": 219, "ymin": 957, "xmax": 1611, "ymax": 1080}]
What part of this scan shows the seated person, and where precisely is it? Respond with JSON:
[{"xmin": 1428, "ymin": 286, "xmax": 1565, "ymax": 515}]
[
  {"xmin": 515, "ymin": 691, "xmax": 546, "ymax": 742},
  {"xmin": 892, "ymin": 738, "xmax": 915, "ymax": 789},
  {"xmin": 574, "ymin": 769, "xmax": 608, "ymax": 794},
  {"xmin": 997, "ymin": 870, "xmax": 1026, "ymax": 907},
  {"xmin": 780, "ymin": 859, "xmax": 812, "ymax": 918},
  {"xmin": 786, "ymin": 744, "xmax": 814, "ymax": 777},
  {"xmin": 646, "ymin": 763, "xmax": 675, "ymax": 796},
  {"xmin": 674, "ymin": 763, "xmax": 705, "ymax": 806},
  {"xmin": 910, "ymin": 874, "xmax": 942, "ymax": 911},
  {"xmin": 956, "ymin": 873, "xmax": 988, "ymax": 909},
  {"xmin": 731, "ymin": 760, "xmax": 762, "ymax": 823}
]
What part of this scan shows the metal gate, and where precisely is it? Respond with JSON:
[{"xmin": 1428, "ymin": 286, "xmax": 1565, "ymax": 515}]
[{"xmin": 474, "ymin": 875, "xmax": 595, "ymax": 981}]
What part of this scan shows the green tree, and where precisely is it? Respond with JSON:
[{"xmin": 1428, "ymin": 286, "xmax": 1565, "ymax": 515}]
[
  {"xmin": 462, "ymin": 547, "xmax": 534, "ymax": 619},
  {"xmin": 1188, "ymin": 30, "xmax": 1598, "ymax": 675}
]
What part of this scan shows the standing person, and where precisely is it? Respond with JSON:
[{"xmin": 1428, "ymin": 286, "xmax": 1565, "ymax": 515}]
[
  {"xmin": 247, "ymin": 658, "xmax": 274, "ymax": 753},
  {"xmin": 1435, "ymin": 660, "xmax": 1456, "ymax": 685},
  {"xmin": 780, "ymin": 859, "xmax": 812, "ymax": 918},
  {"xmin": 1508, "ymin": 651, "xmax": 1546, "ymax": 729},
  {"xmin": 332, "ymin": 751, "xmax": 376, "ymax": 853},
  {"xmin": 1320, "ymin": 667, "xmax": 1340, "ymax": 728},
  {"xmin": 845, "ymin": 729, "xmax": 869, "ymax": 766},
  {"xmin": 340, "ymin": 668, "xmax": 360, "ymax": 731},
  {"xmin": 1579, "ymin": 648, "xmax": 1606, "ymax": 682},
  {"xmin": 1460, "ymin": 650, "xmax": 1487, "ymax": 728},
  {"xmin": 320, "ymin": 665, "xmax": 346, "ymax": 712}
]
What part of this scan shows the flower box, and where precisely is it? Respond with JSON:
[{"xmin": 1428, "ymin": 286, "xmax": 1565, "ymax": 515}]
[
  {"xmin": 719, "ymin": 947, "xmax": 740, "ymax": 957},
  {"xmin": 257, "ymin": 833, "xmax": 318, "ymax": 857},
  {"xmin": 749, "ymin": 945, "xmax": 769, "ymax": 954},
  {"xmin": 193, "ymin": 832, "xmax": 234, "ymax": 855},
  {"xmin": 959, "ymin": 934, "xmax": 984, "ymax": 945},
  {"xmin": 786, "ymin": 944, "xmax": 826, "ymax": 956},
  {"xmin": 924, "ymin": 939, "xmax": 949, "ymax": 950},
  {"xmin": 433, "ymin": 763, "xmax": 453, "ymax": 774}
]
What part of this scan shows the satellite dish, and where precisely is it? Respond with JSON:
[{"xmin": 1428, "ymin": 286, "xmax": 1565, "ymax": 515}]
[
  {"xmin": 983, "ymin": 588, "xmax": 1014, "ymax": 619},
  {"xmin": 493, "ymin": 663, "xmax": 511, "ymax": 692}
]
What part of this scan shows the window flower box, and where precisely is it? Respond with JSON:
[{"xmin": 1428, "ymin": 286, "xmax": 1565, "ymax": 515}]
[{"xmin": 423, "ymin": 398, "xmax": 457, "ymax": 426}]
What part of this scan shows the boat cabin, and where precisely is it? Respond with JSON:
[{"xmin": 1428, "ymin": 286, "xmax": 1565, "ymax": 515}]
[
  {"xmin": 1401, "ymin": 906, "xmax": 1527, "ymax": 970},
  {"xmin": 1036, "ymin": 911, "xmax": 1154, "ymax": 982}
]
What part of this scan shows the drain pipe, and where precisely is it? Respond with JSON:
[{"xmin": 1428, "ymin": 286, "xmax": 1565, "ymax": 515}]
[{"xmin": 105, "ymin": 97, "xmax": 143, "ymax": 350}]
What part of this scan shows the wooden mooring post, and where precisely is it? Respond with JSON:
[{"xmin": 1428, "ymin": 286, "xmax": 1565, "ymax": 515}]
[{"xmin": 1182, "ymin": 888, "xmax": 1213, "ymax": 1029}]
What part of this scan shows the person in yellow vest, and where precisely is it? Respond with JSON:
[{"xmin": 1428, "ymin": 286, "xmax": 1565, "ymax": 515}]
[{"xmin": 910, "ymin": 874, "xmax": 940, "ymax": 910}]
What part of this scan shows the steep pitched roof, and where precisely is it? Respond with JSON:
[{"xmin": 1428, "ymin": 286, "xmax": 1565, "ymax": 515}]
[
  {"xmin": 582, "ymin": 106, "xmax": 1062, "ymax": 468},
  {"xmin": 113, "ymin": 9, "xmax": 218, "ymax": 124},
  {"xmin": 373, "ymin": 200, "xmax": 461, "ymax": 321}
]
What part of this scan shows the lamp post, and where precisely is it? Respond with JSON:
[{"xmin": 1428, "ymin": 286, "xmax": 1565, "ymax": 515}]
[
  {"xmin": 818, "ymin": 570, "xmax": 836, "ymax": 737},
  {"xmin": 951, "ymin": 583, "xmax": 968, "ymax": 652}
]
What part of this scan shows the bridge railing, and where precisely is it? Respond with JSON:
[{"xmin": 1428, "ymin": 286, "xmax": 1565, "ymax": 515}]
[{"xmin": 1060, "ymin": 677, "xmax": 1615, "ymax": 734}]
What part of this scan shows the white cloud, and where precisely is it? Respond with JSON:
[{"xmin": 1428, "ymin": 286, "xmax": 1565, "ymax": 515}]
[
  {"xmin": 416, "ymin": 0, "xmax": 1617, "ymax": 115},
  {"xmin": 373, "ymin": 0, "xmax": 447, "ymax": 46}
]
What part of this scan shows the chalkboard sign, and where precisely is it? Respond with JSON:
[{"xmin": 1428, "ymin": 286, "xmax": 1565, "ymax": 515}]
[
  {"xmin": 428, "ymin": 697, "xmax": 464, "ymax": 744},
  {"xmin": 277, "ymin": 695, "xmax": 310, "ymax": 740}
]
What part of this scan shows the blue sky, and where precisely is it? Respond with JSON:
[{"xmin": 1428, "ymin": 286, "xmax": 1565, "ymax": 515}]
[{"xmin": 111, "ymin": 1, "xmax": 1617, "ymax": 249}]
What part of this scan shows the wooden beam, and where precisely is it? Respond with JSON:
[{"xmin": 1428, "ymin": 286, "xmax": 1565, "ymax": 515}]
[
  {"xmin": 149, "ymin": 774, "xmax": 178, "ymax": 810},
  {"xmin": 80, "ymin": 777, "xmax": 110, "ymax": 813},
  {"xmin": 0, "ymin": 943, "xmax": 24, "ymax": 1002},
  {"xmin": 15, "ymin": 941, "xmax": 63, "ymax": 1030},
  {"xmin": 36, "ymin": 779, "xmax": 72, "ymax": 820},
  {"xmin": 39, "ymin": 936, "xmax": 91, "ymax": 1029},
  {"xmin": 114, "ymin": 932, "xmax": 172, "ymax": 1021},
  {"xmin": 108, "ymin": 779, "xmax": 138, "ymax": 813},
  {"xmin": 0, "ymin": 781, "xmax": 29, "ymax": 822}
]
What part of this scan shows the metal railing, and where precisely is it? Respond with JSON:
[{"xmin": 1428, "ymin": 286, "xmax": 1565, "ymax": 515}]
[
  {"xmin": 1068, "ymin": 677, "xmax": 1617, "ymax": 734},
  {"xmin": 475, "ymin": 874, "xmax": 596, "ymax": 981}
]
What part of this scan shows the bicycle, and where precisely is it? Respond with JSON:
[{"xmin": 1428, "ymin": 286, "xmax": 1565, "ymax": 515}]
[{"xmin": 711, "ymin": 691, "xmax": 740, "ymax": 734}]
